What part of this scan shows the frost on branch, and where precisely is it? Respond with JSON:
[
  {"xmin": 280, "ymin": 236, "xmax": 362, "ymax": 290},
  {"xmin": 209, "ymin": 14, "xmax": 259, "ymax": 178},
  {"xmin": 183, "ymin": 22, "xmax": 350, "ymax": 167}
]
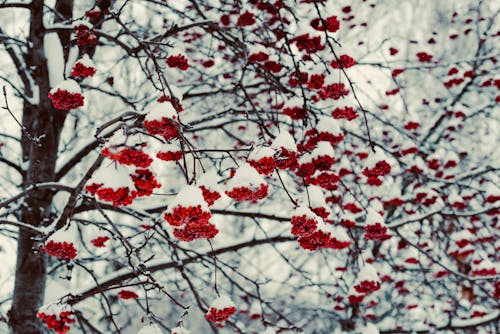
[{"xmin": 2, "ymin": 1, "xmax": 499, "ymax": 333}]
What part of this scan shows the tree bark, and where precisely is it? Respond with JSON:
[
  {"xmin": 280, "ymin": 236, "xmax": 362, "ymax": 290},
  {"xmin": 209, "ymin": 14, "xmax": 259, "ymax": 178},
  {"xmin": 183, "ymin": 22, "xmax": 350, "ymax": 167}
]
[{"xmin": 9, "ymin": 1, "xmax": 73, "ymax": 333}]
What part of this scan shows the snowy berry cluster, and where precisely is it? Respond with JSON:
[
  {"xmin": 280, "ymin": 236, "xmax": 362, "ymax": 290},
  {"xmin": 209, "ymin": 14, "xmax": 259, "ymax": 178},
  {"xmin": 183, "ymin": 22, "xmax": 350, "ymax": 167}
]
[
  {"xmin": 163, "ymin": 186, "xmax": 218, "ymax": 241},
  {"xmin": 205, "ymin": 295, "xmax": 237, "ymax": 327},
  {"xmin": 143, "ymin": 102, "xmax": 180, "ymax": 141},
  {"xmin": 290, "ymin": 206, "xmax": 351, "ymax": 251},
  {"xmin": 70, "ymin": 54, "xmax": 96, "ymax": 78},
  {"xmin": 74, "ymin": 22, "xmax": 97, "ymax": 46},
  {"xmin": 348, "ymin": 264, "xmax": 381, "ymax": 304},
  {"xmin": 48, "ymin": 80, "xmax": 84, "ymax": 111}
]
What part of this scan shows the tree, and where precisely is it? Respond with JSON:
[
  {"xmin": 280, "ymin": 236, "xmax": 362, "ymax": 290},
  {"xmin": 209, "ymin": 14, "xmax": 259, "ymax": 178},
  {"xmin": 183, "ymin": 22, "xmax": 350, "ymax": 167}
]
[{"xmin": 0, "ymin": 0, "xmax": 498, "ymax": 333}]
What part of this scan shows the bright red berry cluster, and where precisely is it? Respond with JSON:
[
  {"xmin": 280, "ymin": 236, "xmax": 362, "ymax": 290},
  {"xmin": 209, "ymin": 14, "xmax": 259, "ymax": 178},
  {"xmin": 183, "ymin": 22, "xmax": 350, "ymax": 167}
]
[
  {"xmin": 237, "ymin": 11, "xmax": 256, "ymax": 26},
  {"xmin": 283, "ymin": 106, "xmax": 307, "ymax": 120},
  {"xmin": 298, "ymin": 156, "xmax": 335, "ymax": 178},
  {"xmin": 318, "ymin": 83, "xmax": 349, "ymax": 100},
  {"xmin": 166, "ymin": 54, "xmax": 189, "ymax": 70},
  {"xmin": 157, "ymin": 95, "xmax": 184, "ymax": 112},
  {"xmin": 48, "ymin": 89, "xmax": 84, "ymax": 110},
  {"xmin": 131, "ymin": 169, "xmax": 161, "ymax": 197},
  {"xmin": 291, "ymin": 207, "xmax": 351, "ymax": 251},
  {"xmin": 40, "ymin": 241, "xmax": 77, "ymax": 260},
  {"xmin": 164, "ymin": 205, "xmax": 211, "ymax": 227},
  {"xmin": 353, "ymin": 279, "xmax": 381, "ymax": 295},
  {"xmin": 289, "ymin": 71, "xmax": 309, "ymax": 87},
  {"xmin": 86, "ymin": 183, "xmax": 136, "ymax": 206},
  {"xmin": 199, "ymin": 185, "xmax": 221, "ymax": 206},
  {"xmin": 309, "ymin": 172, "xmax": 340, "ymax": 191},
  {"xmin": 330, "ymin": 55, "xmax": 356, "ymax": 69},
  {"xmin": 331, "ymin": 106, "xmax": 358, "ymax": 120},
  {"xmin": 310, "ymin": 16, "xmax": 340, "ymax": 32},
  {"xmin": 173, "ymin": 222, "xmax": 219, "ymax": 242},
  {"xmin": 38, "ymin": 311, "xmax": 75, "ymax": 334},
  {"xmin": 364, "ymin": 222, "xmax": 392, "ymax": 241},
  {"xmin": 363, "ymin": 160, "xmax": 391, "ymax": 186},
  {"xmin": 349, "ymin": 264, "xmax": 381, "ymax": 304},
  {"xmin": 102, "ymin": 147, "xmax": 153, "ymax": 168},
  {"xmin": 85, "ymin": 9, "xmax": 101, "ymax": 20},
  {"xmin": 274, "ymin": 148, "xmax": 299, "ymax": 170},
  {"xmin": 143, "ymin": 118, "xmax": 179, "ymax": 141},
  {"xmin": 248, "ymin": 156, "xmax": 276, "ymax": 175},
  {"xmin": 291, "ymin": 34, "xmax": 324, "ymax": 54},
  {"xmin": 90, "ymin": 236, "xmax": 110, "ymax": 248},
  {"xmin": 205, "ymin": 306, "xmax": 237, "ymax": 325},
  {"xmin": 225, "ymin": 183, "xmax": 269, "ymax": 203},
  {"xmin": 263, "ymin": 60, "xmax": 282, "ymax": 72},
  {"xmin": 307, "ymin": 74, "xmax": 325, "ymax": 90},
  {"xmin": 118, "ymin": 290, "xmax": 139, "ymax": 300},
  {"xmin": 248, "ymin": 51, "xmax": 269, "ymax": 63},
  {"xmin": 303, "ymin": 129, "xmax": 343, "ymax": 150},
  {"xmin": 70, "ymin": 62, "xmax": 96, "ymax": 78},
  {"xmin": 74, "ymin": 24, "xmax": 97, "ymax": 46},
  {"xmin": 416, "ymin": 52, "xmax": 433, "ymax": 62},
  {"xmin": 298, "ymin": 229, "xmax": 350, "ymax": 251},
  {"xmin": 164, "ymin": 205, "xmax": 218, "ymax": 241},
  {"xmin": 157, "ymin": 150, "xmax": 183, "ymax": 161},
  {"xmin": 291, "ymin": 213, "xmax": 319, "ymax": 236}
]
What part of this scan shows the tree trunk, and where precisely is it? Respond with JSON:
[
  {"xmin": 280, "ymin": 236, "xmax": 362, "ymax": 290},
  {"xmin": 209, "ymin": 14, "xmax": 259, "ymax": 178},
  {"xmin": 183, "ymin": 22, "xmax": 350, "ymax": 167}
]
[{"xmin": 8, "ymin": 1, "xmax": 72, "ymax": 333}]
